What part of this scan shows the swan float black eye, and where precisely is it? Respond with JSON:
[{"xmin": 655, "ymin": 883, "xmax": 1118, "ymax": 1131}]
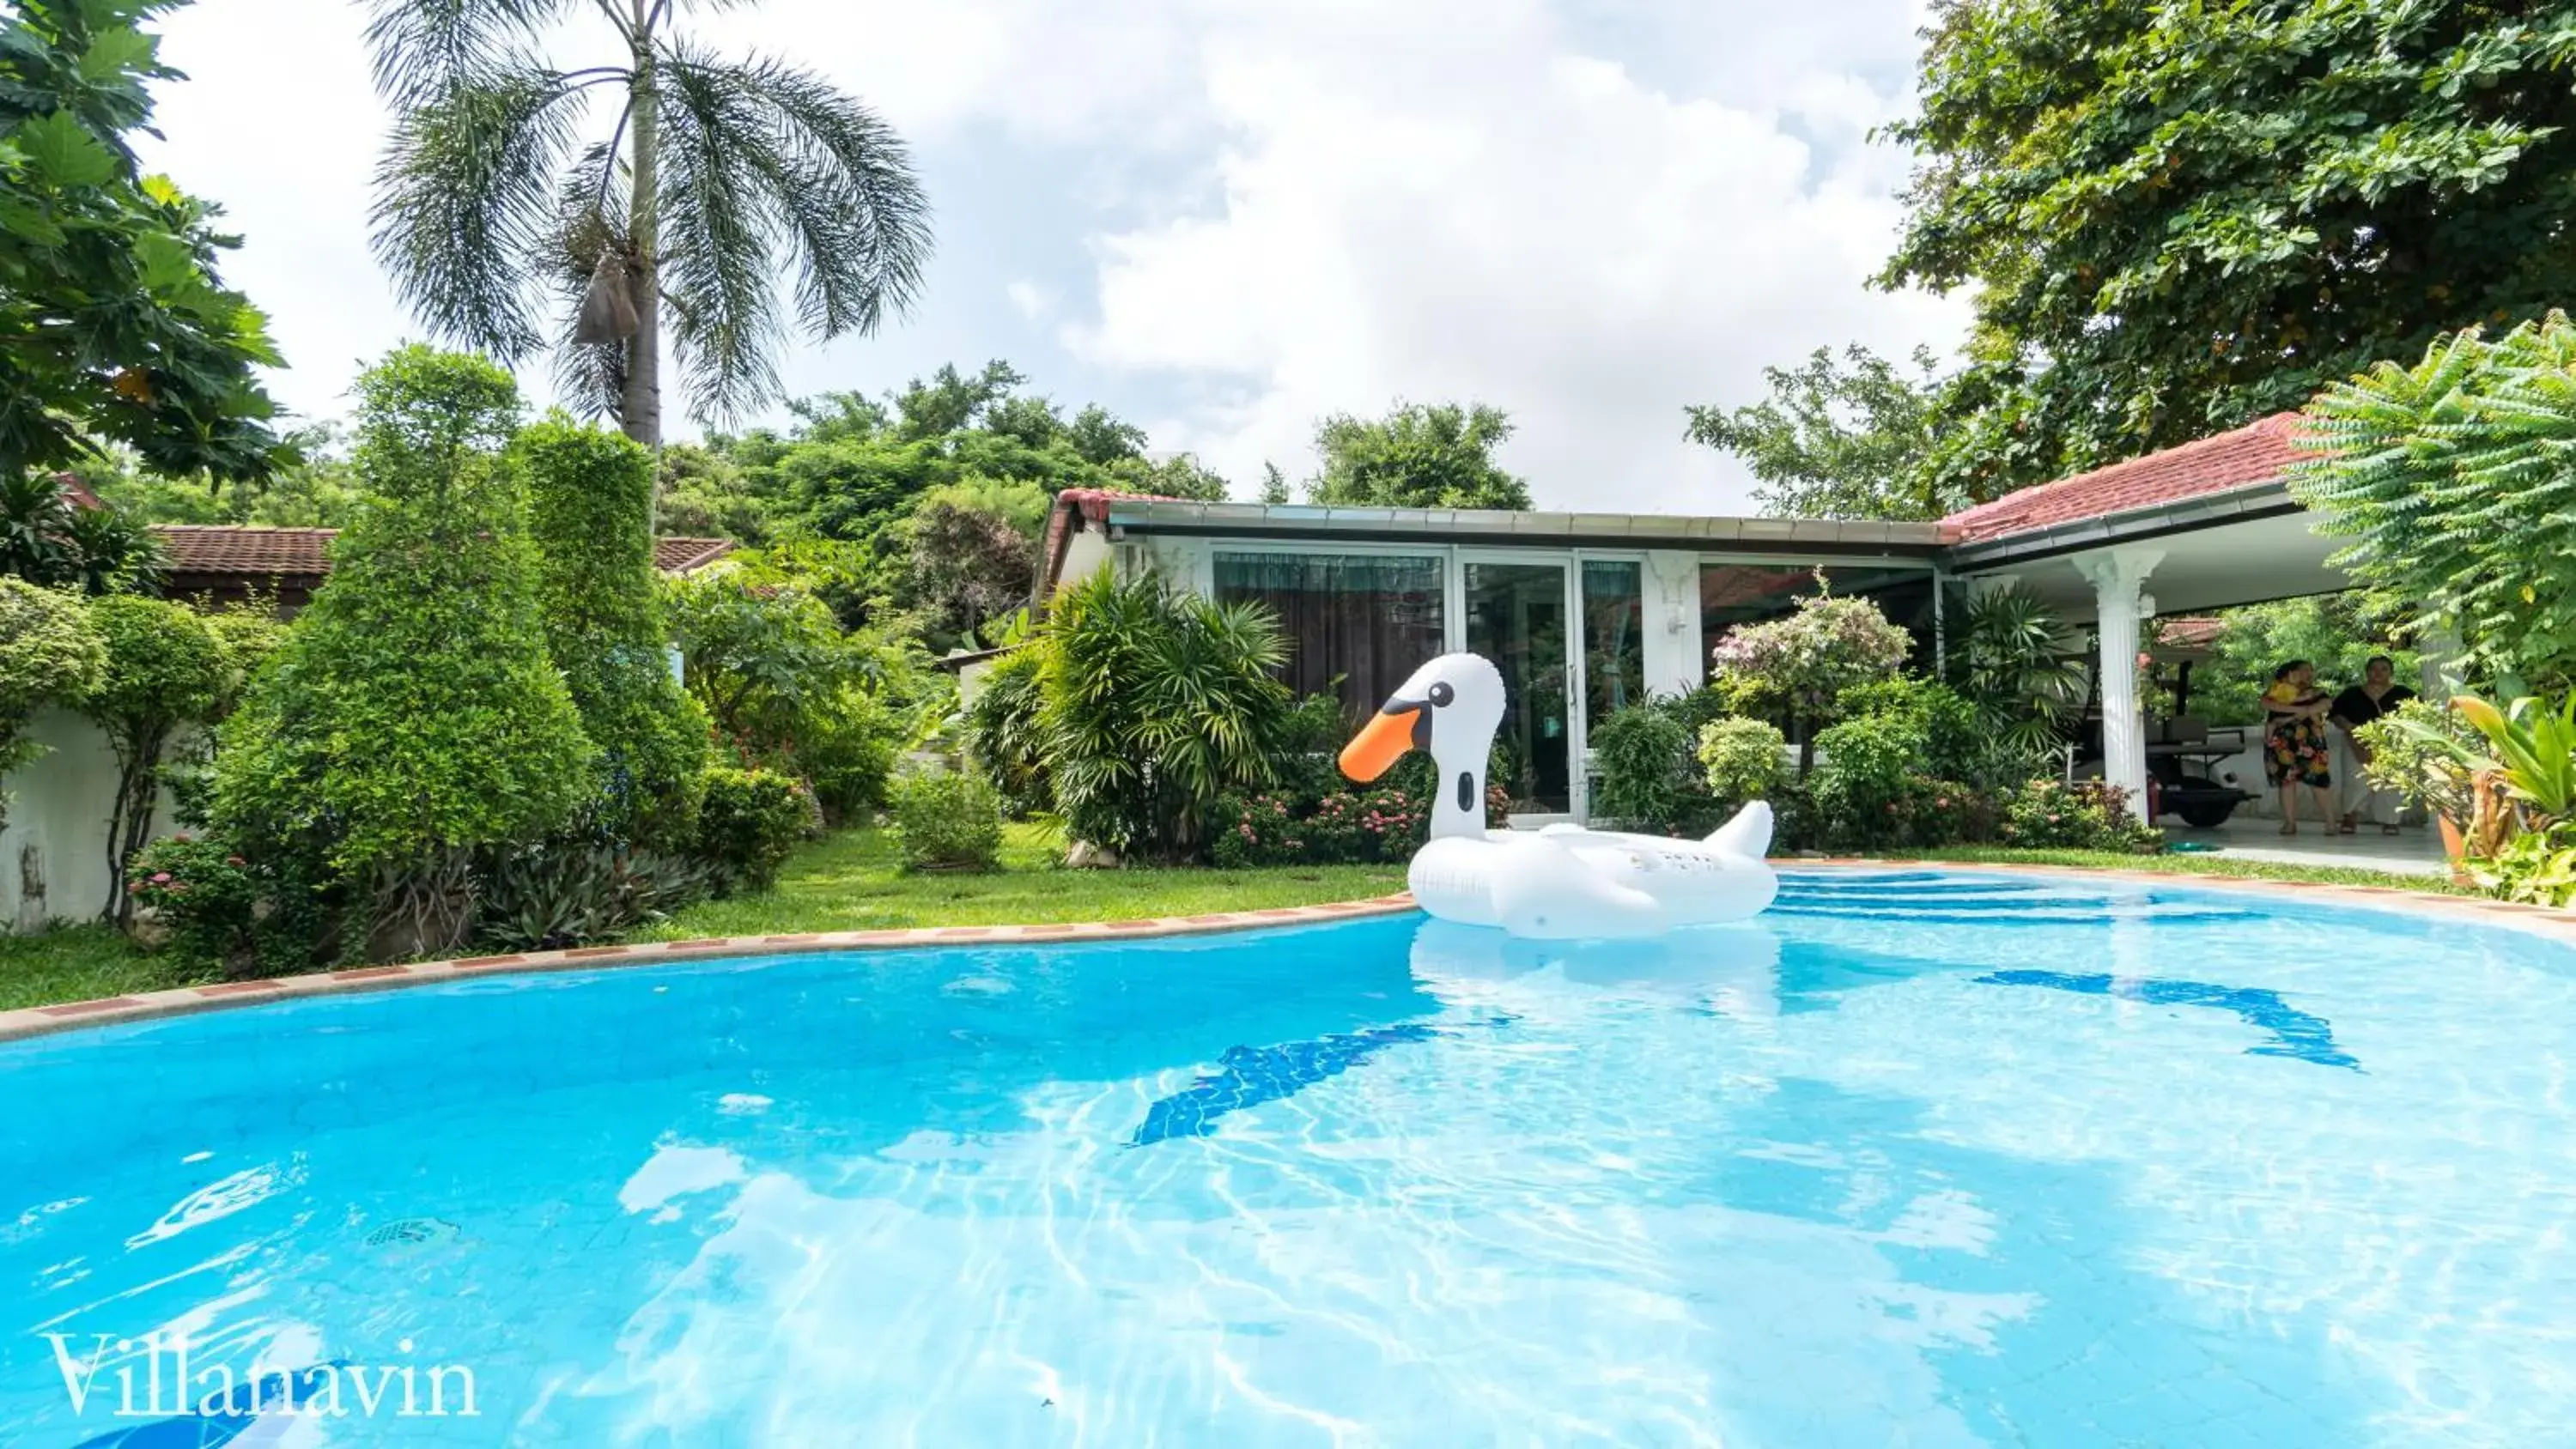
[{"xmin": 1427, "ymin": 682, "xmax": 1455, "ymax": 706}]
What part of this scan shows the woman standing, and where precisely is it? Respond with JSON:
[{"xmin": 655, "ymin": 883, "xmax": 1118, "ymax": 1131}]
[
  {"xmin": 2330, "ymin": 655, "xmax": 2415, "ymax": 835},
  {"xmin": 2263, "ymin": 660, "xmax": 2336, "ymax": 834}
]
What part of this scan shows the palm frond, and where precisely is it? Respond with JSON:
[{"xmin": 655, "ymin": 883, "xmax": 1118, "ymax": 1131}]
[
  {"xmin": 548, "ymin": 138, "xmax": 630, "ymax": 417},
  {"xmin": 653, "ymin": 45, "xmax": 933, "ymax": 422},
  {"xmin": 362, "ymin": 0, "xmax": 580, "ymax": 105},
  {"xmin": 370, "ymin": 60, "xmax": 594, "ymax": 361},
  {"xmin": 652, "ymin": 44, "xmax": 788, "ymax": 424}
]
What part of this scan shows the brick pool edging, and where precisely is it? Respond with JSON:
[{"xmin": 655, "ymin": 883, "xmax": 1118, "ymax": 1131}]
[{"xmin": 3, "ymin": 864, "xmax": 2566, "ymax": 1046}]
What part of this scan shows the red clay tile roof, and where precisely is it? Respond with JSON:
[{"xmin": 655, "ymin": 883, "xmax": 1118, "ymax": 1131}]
[
  {"xmin": 56, "ymin": 473, "xmax": 104, "ymax": 512},
  {"xmin": 2156, "ymin": 616, "xmax": 2228, "ymax": 651},
  {"xmin": 1940, "ymin": 412, "xmax": 2308, "ymax": 543},
  {"xmin": 152, "ymin": 525, "xmax": 732, "ymax": 579}
]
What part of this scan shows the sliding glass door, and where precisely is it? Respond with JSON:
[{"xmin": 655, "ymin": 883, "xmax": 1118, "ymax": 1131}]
[{"xmin": 1464, "ymin": 560, "xmax": 1572, "ymax": 815}]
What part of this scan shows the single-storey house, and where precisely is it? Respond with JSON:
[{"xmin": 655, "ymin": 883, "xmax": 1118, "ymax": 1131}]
[{"xmin": 1035, "ymin": 412, "xmax": 2404, "ymax": 826}]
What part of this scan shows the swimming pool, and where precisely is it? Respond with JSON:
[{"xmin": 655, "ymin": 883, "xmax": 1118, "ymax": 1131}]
[{"xmin": 3, "ymin": 869, "xmax": 2571, "ymax": 1446}]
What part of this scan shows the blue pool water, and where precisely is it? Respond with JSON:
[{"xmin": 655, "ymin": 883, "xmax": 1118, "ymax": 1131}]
[{"xmin": 4, "ymin": 870, "xmax": 2574, "ymax": 1446}]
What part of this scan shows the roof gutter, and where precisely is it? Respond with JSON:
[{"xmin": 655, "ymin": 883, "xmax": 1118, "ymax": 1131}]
[{"xmin": 1938, "ymin": 479, "xmax": 2301, "ymax": 572}]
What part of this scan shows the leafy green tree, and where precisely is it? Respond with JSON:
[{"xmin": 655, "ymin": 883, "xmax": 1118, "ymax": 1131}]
[
  {"xmin": 1111, "ymin": 452, "xmax": 1230, "ymax": 501},
  {"xmin": 1257, "ymin": 462, "xmax": 1291, "ymax": 506},
  {"xmin": 1308, "ymin": 403, "xmax": 1532, "ymax": 509},
  {"xmin": 2291, "ymin": 312, "xmax": 2576, "ymax": 688},
  {"xmin": 1066, "ymin": 403, "xmax": 1149, "ymax": 468},
  {"xmin": 661, "ymin": 572, "xmax": 850, "ymax": 748},
  {"xmin": 517, "ymin": 415, "xmax": 711, "ymax": 846},
  {"xmin": 0, "ymin": 0, "xmax": 288, "ymax": 488},
  {"xmin": 214, "ymin": 348, "xmax": 594, "ymax": 957},
  {"xmin": 364, "ymin": 0, "xmax": 933, "ymax": 447},
  {"xmin": 1684, "ymin": 345, "xmax": 1949, "ymax": 518},
  {"xmin": 77, "ymin": 593, "xmax": 222, "ymax": 919},
  {"xmin": 902, "ymin": 480, "xmax": 1044, "ymax": 651},
  {"xmin": 2182, "ymin": 595, "xmax": 2415, "ymax": 726},
  {"xmin": 891, "ymin": 362, "xmax": 1024, "ymax": 442},
  {"xmin": 1881, "ymin": 0, "xmax": 2576, "ymax": 499},
  {"xmin": 0, "ymin": 577, "xmax": 106, "ymax": 830}
]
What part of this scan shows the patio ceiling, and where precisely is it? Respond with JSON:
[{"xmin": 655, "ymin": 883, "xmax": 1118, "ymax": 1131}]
[{"xmin": 1945, "ymin": 482, "xmax": 2354, "ymax": 616}]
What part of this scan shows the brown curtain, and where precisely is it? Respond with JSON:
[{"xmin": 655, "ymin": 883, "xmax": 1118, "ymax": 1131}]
[{"xmin": 1215, "ymin": 552, "xmax": 1444, "ymax": 718}]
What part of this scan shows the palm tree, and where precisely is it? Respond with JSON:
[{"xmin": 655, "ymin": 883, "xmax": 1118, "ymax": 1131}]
[{"xmin": 364, "ymin": 0, "xmax": 933, "ymax": 448}]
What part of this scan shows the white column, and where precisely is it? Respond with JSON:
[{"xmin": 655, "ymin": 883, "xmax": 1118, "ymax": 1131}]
[
  {"xmin": 1641, "ymin": 550, "xmax": 1704, "ymax": 697},
  {"xmin": 2420, "ymin": 624, "xmax": 2464, "ymax": 700},
  {"xmin": 2076, "ymin": 548, "xmax": 2165, "ymax": 822}
]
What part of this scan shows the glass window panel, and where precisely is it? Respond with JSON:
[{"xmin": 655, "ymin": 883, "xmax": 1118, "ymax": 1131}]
[
  {"xmin": 1213, "ymin": 552, "xmax": 1443, "ymax": 719},
  {"xmin": 1466, "ymin": 561, "xmax": 1571, "ymax": 814},
  {"xmin": 1581, "ymin": 560, "xmax": 1644, "ymax": 730}
]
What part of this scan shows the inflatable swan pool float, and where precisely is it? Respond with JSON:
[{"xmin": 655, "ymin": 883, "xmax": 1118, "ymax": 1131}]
[{"xmin": 1338, "ymin": 653, "xmax": 1777, "ymax": 939}]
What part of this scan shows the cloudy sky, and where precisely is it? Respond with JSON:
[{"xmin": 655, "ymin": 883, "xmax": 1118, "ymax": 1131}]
[{"xmin": 141, "ymin": 0, "xmax": 1971, "ymax": 512}]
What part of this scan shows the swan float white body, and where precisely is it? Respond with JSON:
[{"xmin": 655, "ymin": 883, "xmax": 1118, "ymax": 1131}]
[{"xmin": 1339, "ymin": 653, "xmax": 1778, "ymax": 940}]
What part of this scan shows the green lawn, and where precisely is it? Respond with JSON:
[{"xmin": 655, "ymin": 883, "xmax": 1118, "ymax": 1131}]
[
  {"xmin": 0, "ymin": 924, "xmax": 213, "ymax": 1014},
  {"xmin": 0, "ymin": 828, "xmax": 2470, "ymax": 1016},
  {"xmin": 1881, "ymin": 846, "xmax": 2470, "ymax": 893},
  {"xmin": 635, "ymin": 823, "xmax": 1412, "ymax": 940}
]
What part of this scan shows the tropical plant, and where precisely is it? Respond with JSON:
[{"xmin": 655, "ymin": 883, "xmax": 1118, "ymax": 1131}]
[
  {"xmin": 0, "ymin": 577, "xmax": 106, "ymax": 828},
  {"xmin": 1306, "ymin": 403, "xmax": 1533, "ymax": 509},
  {"xmin": 2293, "ymin": 315, "xmax": 2576, "ymax": 688},
  {"xmin": 1947, "ymin": 584, "xmax": 2084, "ymax": 752},
  {"xmin": 0, "ymin": 0, "xmax": 289, "ymax": 488},
  {"xmin": 2451, "ymin": 694, "xmax": 2576, "ymax": 828},
  {"xmin": 363, "ymin": 0, "xmax": 933, "ymax": 452},
  {"xmin": 518, "ymin": 414, "xmax": 710, "ymax": 846},
  {"xmin": 1, "ymin": 472, "xmax": 165, "ymax": 593},
  {"xmin": 890, "ymin": 769, "xmax": 1003, "ymax": 872},
  {"xmin": 1708, "ymin": 585, "xmax": 1914, "ymax": 773},
  {"xmin": 1880, "ymin": 0, "xmax": 2576, "ymax": 503},
  {"xmin": 1697, "ymin": 717, "xmax": 1786, "ymax": 810},
  {"xmin": 126, "ymin": 831, "xmax": 337, "ymax": 978},
  {"xmin": 963, "ymin": 647, "xmax": 1048, "ymax": 817},
  {"xmin": 76, "ymin": 594, "xmax": 223, "ymax": 919},
  {"xmin": 1034, "ymin": 566, "xmax": 1291, "ymax": 858},
  {"xmin": 2467, "ymin": 827, "xmax": 2576, "ymax": 909},
  {"xmin": 2357, "ymin": 699, "xmax": 2479, "ymax": 834},
  {"xmin": 212, "ymin": 348, "xmax": 595, "ymax": 960},
  {"xmin": 472, "ymin": 841, "xmax": 714, "ymax": 950}
]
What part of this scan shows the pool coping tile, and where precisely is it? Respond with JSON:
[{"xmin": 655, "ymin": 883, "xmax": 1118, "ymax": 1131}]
[{"xmin": 3, "ymin": 870, "xmax": 2560, "ymax": 1045}]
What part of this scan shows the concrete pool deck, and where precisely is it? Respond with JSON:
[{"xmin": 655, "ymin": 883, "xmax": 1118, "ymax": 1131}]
[{"xmin": 1, "ymin": 864, "xmax": 2564, "ymax": 1046}]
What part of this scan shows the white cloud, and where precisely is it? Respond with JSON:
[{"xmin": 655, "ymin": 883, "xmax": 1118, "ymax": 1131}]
[
  {"xmin": 126, "ymin": 0, "xmax": 1964, "ymax": 511},
  {"xmin": 1061, "ymin": 0, "xmax": 1969, "ymax": 510}
]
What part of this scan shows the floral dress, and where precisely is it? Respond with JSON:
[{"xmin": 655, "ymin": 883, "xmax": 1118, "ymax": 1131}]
[{"xmin": 2263, "ymin": 685, "xmax": 2333, "ymax": 788}]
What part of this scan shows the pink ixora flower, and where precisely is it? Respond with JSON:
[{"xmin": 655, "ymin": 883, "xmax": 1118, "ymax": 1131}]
[
  {"xmin": 149, "ymin": 871, "xmax": 173, "ymax": 884},
  {"xmin": 172, "ymin": 833, "xmax": 191, "ymax": 845}
]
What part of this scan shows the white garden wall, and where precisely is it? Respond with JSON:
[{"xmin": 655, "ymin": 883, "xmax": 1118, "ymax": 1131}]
[{"xmin": 0, "ymin": 708, "xmax": 179, "ymax": 932}]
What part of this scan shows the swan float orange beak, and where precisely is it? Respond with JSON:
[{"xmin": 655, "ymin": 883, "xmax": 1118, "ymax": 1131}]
[{"xmin": 1339, "ymin": 697, "xmax": 1430, "ymax": 782}]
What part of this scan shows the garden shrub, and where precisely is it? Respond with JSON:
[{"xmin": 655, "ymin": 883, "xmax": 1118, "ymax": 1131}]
[
  {"xmin": 694, "ymin": 765, "xmax": 814, "ymax": 894},
  {"xmin": 0, "ymin": 577, "xmax": 106, "ymax": 829},
  {"xmin": 212, "ymin": 348, "xmax": 595, "ymax": 959},
  {"xmin": 127, "ymin": 832, "xmax": 337, "ymax": 979},
  {"xmin": 1210, "ymin": 776, "xmax": 1506, "ymax": 868},
  {"xmin": 472, "ymin": 842, "xmax": 717, "ymax": 951},
  {"xmin": 77, "ymin": 595, "xmax": 225, "ymax": 919},
  {"xmin": 1808, "ymin": 713, "xmax": 1929, "ymax": 850},
  {"xmin": 664, "ymin": 571, "xmax": 850, "ymax": 750},
  {"xmin": 890, "ymin": 769, "xmax": 1005, "ymax": 872},
  {"xmin": 1996, "ymin": 779, "xmax": 2161, "ymax": 852},
  {"xmin": 1589, "ymin": 704, "xmax": 1695, "ymax": 832},
  {"xmin": 798, "ymin": 682, "xmax": 902, "ymax": 821},
  {"xmin": 1035, "ymin": 567, "xmax": 1290, "ymax": 858},
  {"xmin": 964, "ymin": 648, "xmax": 1049, "ymax": 817},
  {"xmin": 519, "ymin": 415, "xmax": 711, "ymax": 848},
  {"xmin": 1709, "ymin": 586, "xmax": 1913, "ymax": 772},
  {"xmin": 1697, "ymin": 717, "xmax": 1787, "ymax": 810}
]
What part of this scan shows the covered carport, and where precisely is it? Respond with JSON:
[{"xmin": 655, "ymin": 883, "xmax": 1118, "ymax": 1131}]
[{"xmin": 1935, "ymin": 414, "xmax": 2448, "ymax": 834}]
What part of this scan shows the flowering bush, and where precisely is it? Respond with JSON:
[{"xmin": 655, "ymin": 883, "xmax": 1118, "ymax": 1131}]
[
  {"xmin": 1209, "ymin": 780, "xmax": 1507, "ymax": 867},
  {"xmin": 1710, "ymin": 588, "xmax": 1913, "ymax": 771},
  {"xmin": 126, "ymin": 833, "xmax": 337, "ymax": 978},
  {"xmin": 1997, "ymin": 779, "xmax": 2161, "ymax": 852}
]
